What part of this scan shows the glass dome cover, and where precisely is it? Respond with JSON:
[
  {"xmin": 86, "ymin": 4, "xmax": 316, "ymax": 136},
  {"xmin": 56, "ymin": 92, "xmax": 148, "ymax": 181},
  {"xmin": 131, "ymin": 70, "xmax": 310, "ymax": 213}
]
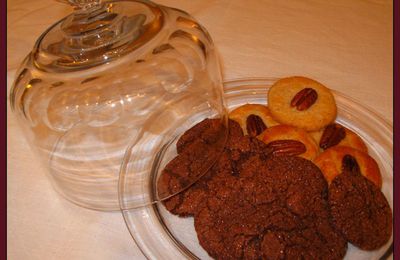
[{"xmin": 10, "ymin": 0, "xmax": 228, "ymax": 211}]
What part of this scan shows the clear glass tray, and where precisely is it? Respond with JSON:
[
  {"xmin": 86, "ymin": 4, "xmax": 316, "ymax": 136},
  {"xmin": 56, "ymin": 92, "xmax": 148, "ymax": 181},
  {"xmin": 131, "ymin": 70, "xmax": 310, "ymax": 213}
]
[{"xmin": 119, "ymin": 78, "xmax": 393, "ymax": 260}]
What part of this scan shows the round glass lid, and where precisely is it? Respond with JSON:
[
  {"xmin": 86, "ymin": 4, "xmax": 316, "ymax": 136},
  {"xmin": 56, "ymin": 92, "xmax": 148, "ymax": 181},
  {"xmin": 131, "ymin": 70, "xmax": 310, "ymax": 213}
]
[{"xmin": 11, "ymin": 0, "xmax": 228, "ymax": 211}]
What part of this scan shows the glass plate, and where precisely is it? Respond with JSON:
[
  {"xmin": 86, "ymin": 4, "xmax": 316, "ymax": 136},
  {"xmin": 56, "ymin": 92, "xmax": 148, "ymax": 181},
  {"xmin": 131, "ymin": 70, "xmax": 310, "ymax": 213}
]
[{"xmin": 119, "ymin": 78, "xmax": 393, "ymax": 260}]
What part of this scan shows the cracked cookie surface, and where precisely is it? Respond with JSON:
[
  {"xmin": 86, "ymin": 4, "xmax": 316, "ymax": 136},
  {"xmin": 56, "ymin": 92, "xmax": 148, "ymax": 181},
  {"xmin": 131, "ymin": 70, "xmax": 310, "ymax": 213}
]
[
  {"xmin": 159, "ymin": 120, "xmax": 347, "ymax": 259},
  {"xmin": 161, "ymin": 119, "xmax": 269, "ymax": 217},
  {"xmin": 194, "ymin": 155, "xmax": 347, "ymax": 260},
  {"xmin": 328, "ymin": 155, "xmax": 392, "ymax": 251}
]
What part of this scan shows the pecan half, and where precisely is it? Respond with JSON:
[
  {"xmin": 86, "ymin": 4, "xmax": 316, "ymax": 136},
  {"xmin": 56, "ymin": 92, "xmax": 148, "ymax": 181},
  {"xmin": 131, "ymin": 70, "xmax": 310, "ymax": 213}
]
[
  {"xmin": 266, "ymin": 140, "xmax": 306, "ymax": 156},
  {"xmin": 342, "ymin": 154, "xmax": 360, "ymax": 174},
  {"xmin": 246, "ymin": 114, "xmax": 267, "ymax": 137},
  {"xmin": 319, "ymin": 123, "xmax": 346, "ymax": 150},
  {"xmin": 290, "ymin": 88, "xmax": 318, "ymax": 111}
]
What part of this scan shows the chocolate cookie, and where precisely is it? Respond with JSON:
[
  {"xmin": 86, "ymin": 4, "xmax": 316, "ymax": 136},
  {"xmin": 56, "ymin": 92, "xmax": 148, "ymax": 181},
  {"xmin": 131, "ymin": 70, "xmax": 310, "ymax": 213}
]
[
  {"xmin": 158, "ymin": 119, "xmax": 270, "ymax": 217},
  {"xmin": 158, "ymin": 118, "xmax": 228, "ymax": 202},
  {"xmin": 159, "ymin": 119, "xmax": 347, "ymax": 259},
  {"xmin": 328, "ymin": 155, "xmax": 392, "ymax": 250},
  {"xmin": 176, "ymin": 118, "xmax": 228, "ymax": 154},
  {"xmin": 194, "ymin": 155, "xmax": 347, "ymax": 260}
]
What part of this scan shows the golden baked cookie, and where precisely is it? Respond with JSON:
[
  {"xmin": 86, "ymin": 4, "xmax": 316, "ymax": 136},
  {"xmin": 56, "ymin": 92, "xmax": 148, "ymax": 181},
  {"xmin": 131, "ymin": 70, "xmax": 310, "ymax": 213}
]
[
  {"xmin": 229, "ymin": 104, "xmax": 279, "ymax": 137},
  {"xmin": 309, "ymin": 123, "xmax": 368, "ymax": 153},
  {"xmin": 258, "ymin": 124, "xmax": 319, "ymax": 160},
  {"xmin": 314, "ymin": 146, "xmax": 381, "ymax": 188},
  {"xmin": 268, "ymin": 76, "xmax": 337, "ymax": 131}
]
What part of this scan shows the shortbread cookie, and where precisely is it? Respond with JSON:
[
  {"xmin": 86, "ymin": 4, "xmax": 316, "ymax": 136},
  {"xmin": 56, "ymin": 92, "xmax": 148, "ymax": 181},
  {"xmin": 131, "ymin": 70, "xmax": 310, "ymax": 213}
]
[
  {"xmin": 268, "ymin": 76, "xmax": 337, "ymax": 131},
  {"xmin": 229, "ymin": 104, "xmax": 279, "ymax": 137},
  {"xmin": 258, "ymin": 124, "xmax": 319, "ymax": 160},
  {"xmin": 310, "ymin": 123, "xmax": 368, "ymax": 153},
  {"xmin": 314, "ymin": 146, "xmax": 381, "ymax": 188}
]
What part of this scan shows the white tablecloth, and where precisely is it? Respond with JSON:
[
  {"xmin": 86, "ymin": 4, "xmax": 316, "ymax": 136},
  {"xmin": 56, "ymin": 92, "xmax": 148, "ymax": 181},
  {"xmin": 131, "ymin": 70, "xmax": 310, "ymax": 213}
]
[{"xmin": 7, "ymin": 0, "xmax": 393, "ymax": 259}]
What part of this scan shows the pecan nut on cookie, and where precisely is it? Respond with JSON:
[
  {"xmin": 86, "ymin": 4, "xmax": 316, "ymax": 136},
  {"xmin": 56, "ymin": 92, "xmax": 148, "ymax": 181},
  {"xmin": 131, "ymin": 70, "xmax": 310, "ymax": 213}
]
[
  {"xmin": 258, "ymin": 124, "xmax": 319, "ymax": 160},
  {"xmin": 309, "ymin": 123, "xmax": 368, "ymax": 153}
]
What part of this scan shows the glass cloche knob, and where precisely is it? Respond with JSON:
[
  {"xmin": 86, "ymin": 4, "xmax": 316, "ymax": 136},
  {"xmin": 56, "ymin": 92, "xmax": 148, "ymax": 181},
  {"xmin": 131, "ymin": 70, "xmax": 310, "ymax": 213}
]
[
  {"xmin": 34, "ymin": 0, "xmax": 163, "ymax": 72},
  {"xmin": 55, "ymin": 0, "xmax": 101, "ymax": 10}
]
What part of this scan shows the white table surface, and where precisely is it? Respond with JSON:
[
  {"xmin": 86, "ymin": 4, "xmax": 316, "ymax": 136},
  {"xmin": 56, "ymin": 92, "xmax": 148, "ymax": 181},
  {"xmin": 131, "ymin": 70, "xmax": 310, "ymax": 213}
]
[{"xmin": 7, "ymin": 0, "xmax": 393, "ymax": 259}]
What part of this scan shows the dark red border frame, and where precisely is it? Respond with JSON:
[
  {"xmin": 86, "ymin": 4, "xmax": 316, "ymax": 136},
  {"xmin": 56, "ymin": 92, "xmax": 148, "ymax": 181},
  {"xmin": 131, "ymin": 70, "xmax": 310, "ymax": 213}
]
[
  {"xmin": 0, "ymin": 1, "xmax": 397, "ymax": 259},
  {"xmin": 394, "ymin": 0, "xmax": 399, "ymax": 259},
  {"xmin": 1, "ymin": 0, "xmax": 6, "ymax": 257}
]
